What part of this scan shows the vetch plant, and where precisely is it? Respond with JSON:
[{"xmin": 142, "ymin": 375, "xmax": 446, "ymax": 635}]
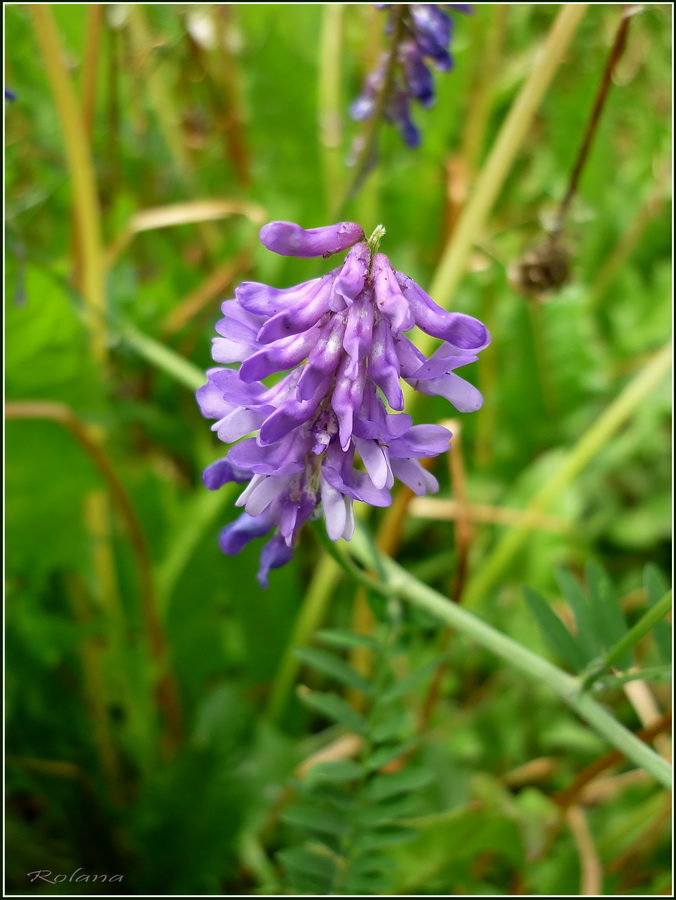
[
  {"xmin": 197, "ymin": 221, "xmax": 489, "ymax": 586},
  {"xmin": 351, "ymin": 4, "xmax": 473, "ymax": 149}
]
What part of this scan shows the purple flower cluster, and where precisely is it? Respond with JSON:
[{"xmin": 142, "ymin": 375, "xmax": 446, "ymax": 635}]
[
  {"xmin": 198, "ymin": 221, "xmax": 489, "ymax": 587},
  {"xmin": 351, "ymin": 4, "xmax": 473, "ymax": 147}
]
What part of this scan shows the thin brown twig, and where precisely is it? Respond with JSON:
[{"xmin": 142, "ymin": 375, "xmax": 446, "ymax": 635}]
[{"xmin": 552, "ymin": 6, "xmax": 634, "ymax": 237}]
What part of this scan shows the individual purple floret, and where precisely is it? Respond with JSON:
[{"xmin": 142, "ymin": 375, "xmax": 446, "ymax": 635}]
[
  {"xmin": 197, "ymin": 221, "xmax": 489, "ymax": 587},
  {"xmin": 351, "ymin": 4, "xmax": 472, "ymax": 148}
]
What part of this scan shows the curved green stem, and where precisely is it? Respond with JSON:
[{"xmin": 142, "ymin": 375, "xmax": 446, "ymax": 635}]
[{"xmin": 346, "ymin": 523, "xmax": 672, "ymax": 790}]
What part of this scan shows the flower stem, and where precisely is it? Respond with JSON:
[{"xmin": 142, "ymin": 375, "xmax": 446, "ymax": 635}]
[
  {"xmin": 344, "ymin": 3, "xmax": 407, "ymax": 205},
  {"xmin": 346, "ymin": 523, "xmax": 672, "ymax": 791}
]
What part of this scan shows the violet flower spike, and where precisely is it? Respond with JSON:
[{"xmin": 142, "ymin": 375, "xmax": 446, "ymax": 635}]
[
  {"xmin": 197, "ymin": 220, "xmax": 489, "ymax": 587},
  {"xmin": 351, "ymin": 4, "xmax": 473, "ymax": 149}
]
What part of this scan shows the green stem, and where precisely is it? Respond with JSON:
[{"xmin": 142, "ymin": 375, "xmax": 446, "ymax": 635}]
[
  {"xmin": 312, "ymin": 522, "xmax": 391, "ymax": 600},
  {"xmin": 120, "ymin": 321, "xmax": 205, "ymax": 391},
  {"xmin": 582, "ymin": 591, "xmax": 673, "ymax": 692},
  {"xmin": 462, "ymin": 340, "xmax": 672, "ymax": 609},
  {"xmin": 346, "ymin": 524, "xmax": 672, "ymax": 790},
  {"xmin": 344, "ymin": 3, "xmax": 407, "ymax": 206}
]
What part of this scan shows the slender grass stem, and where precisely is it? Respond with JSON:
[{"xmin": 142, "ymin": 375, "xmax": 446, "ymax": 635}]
[
  {"xmin": 120, "ymin": 321, "xmax": 205, "ymax": 391},
  {"xmin": 29, "ymin": 5, "xmax": 107, "ymax": 365},
  {"xmin": 462, "ymin": 340, "xmax": 672, "ymax": 609},
  {"xmin": 346, "ymin": 524, "xmax": 672, "ymax": 790}
]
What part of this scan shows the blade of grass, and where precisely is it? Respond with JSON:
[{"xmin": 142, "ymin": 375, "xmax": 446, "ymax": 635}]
[{"xmin": 30, "ymin": 4, "xmax": 107, "ymax": 364}]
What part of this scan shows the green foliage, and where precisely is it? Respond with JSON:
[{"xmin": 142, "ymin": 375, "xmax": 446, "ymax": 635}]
[
  {"xmin": 525, "ymin": 563, "xmax": 671, "ymax": 692},
  {"xmin": 281, "ymin": 624, "xmax": 435, "ymax": 894}
]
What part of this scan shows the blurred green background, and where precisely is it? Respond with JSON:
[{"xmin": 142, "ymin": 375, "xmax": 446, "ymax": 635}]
[{"xmin": 5, "ymin": 4, "xmax": 672, "ymax": 895}]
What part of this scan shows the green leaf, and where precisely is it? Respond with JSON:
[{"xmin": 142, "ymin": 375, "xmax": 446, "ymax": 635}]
[
  {"xmin": 305, "ymin": 759, "xmax": 364, "ymax": 786},
  {"xmin": 357, "ymin": 791, "xmax": 419, "ymax": 826},
  {"xmin": 644, "ymin": 565, "xmax": 672, "ymax": 663},
  {"xmin": 342, "ymin": 870, "xmax": 392, "ymax": 894},
  {"xmin": 364, "ymin": 767, "xmax": 433, "ymax": 802},
  {"xmin": 365, "ymin": 739, "xmax": 418, "ymax": 773},
  {"xmin": 282, "ymin": 802, "xmax": 348, "ymax": 837},
  {"xmin": 585, "ymin": 561, "xmax": 628, "ymax": 656},
  {"xmin": 294, "ymin": 646, "xmax": 372, "ymax": 694},
  {"xmin": 348, "ymin": 850, "xmax": 397, "ymax": 877},
  {"xmin": 555, "ymin": 568, "xmax": 598, "ymax": 661},
  {"xmin": 379, "ymin": 655, "xmax": 445, "ymax": 703},
  {"xmin": 277, "ymin": 846, "xmax": 337, "ymax": 883},
  {"xmin": 297, "ymin": 780, "xmax": 353, "ymax": 812},
  {"xmin": 316, "ymin": 628, "xmax": 378, "ymax": 650},
  {"xmin": 524, "ymin": 587, "xmax": 588, "ymax": 672},
  {"xmin": 354, "ymin": 824, "xmax": 419, "ymax": 851},
  {"xmin": 298, "ymin": 690, "xmax": 367, "ymax": 734},
  {"xmin": 370, "ymin": 707, "xmax": 410, "ymax": 743}
]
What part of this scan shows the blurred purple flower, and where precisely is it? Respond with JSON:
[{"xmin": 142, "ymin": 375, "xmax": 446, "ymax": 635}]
[
  {"xmin": 351, "ymin": 4, "xmax": 472, "ymax": 148},
  {"xmin": 198, "ymin": 221, "xmax": 489, "ymax": 587}
]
